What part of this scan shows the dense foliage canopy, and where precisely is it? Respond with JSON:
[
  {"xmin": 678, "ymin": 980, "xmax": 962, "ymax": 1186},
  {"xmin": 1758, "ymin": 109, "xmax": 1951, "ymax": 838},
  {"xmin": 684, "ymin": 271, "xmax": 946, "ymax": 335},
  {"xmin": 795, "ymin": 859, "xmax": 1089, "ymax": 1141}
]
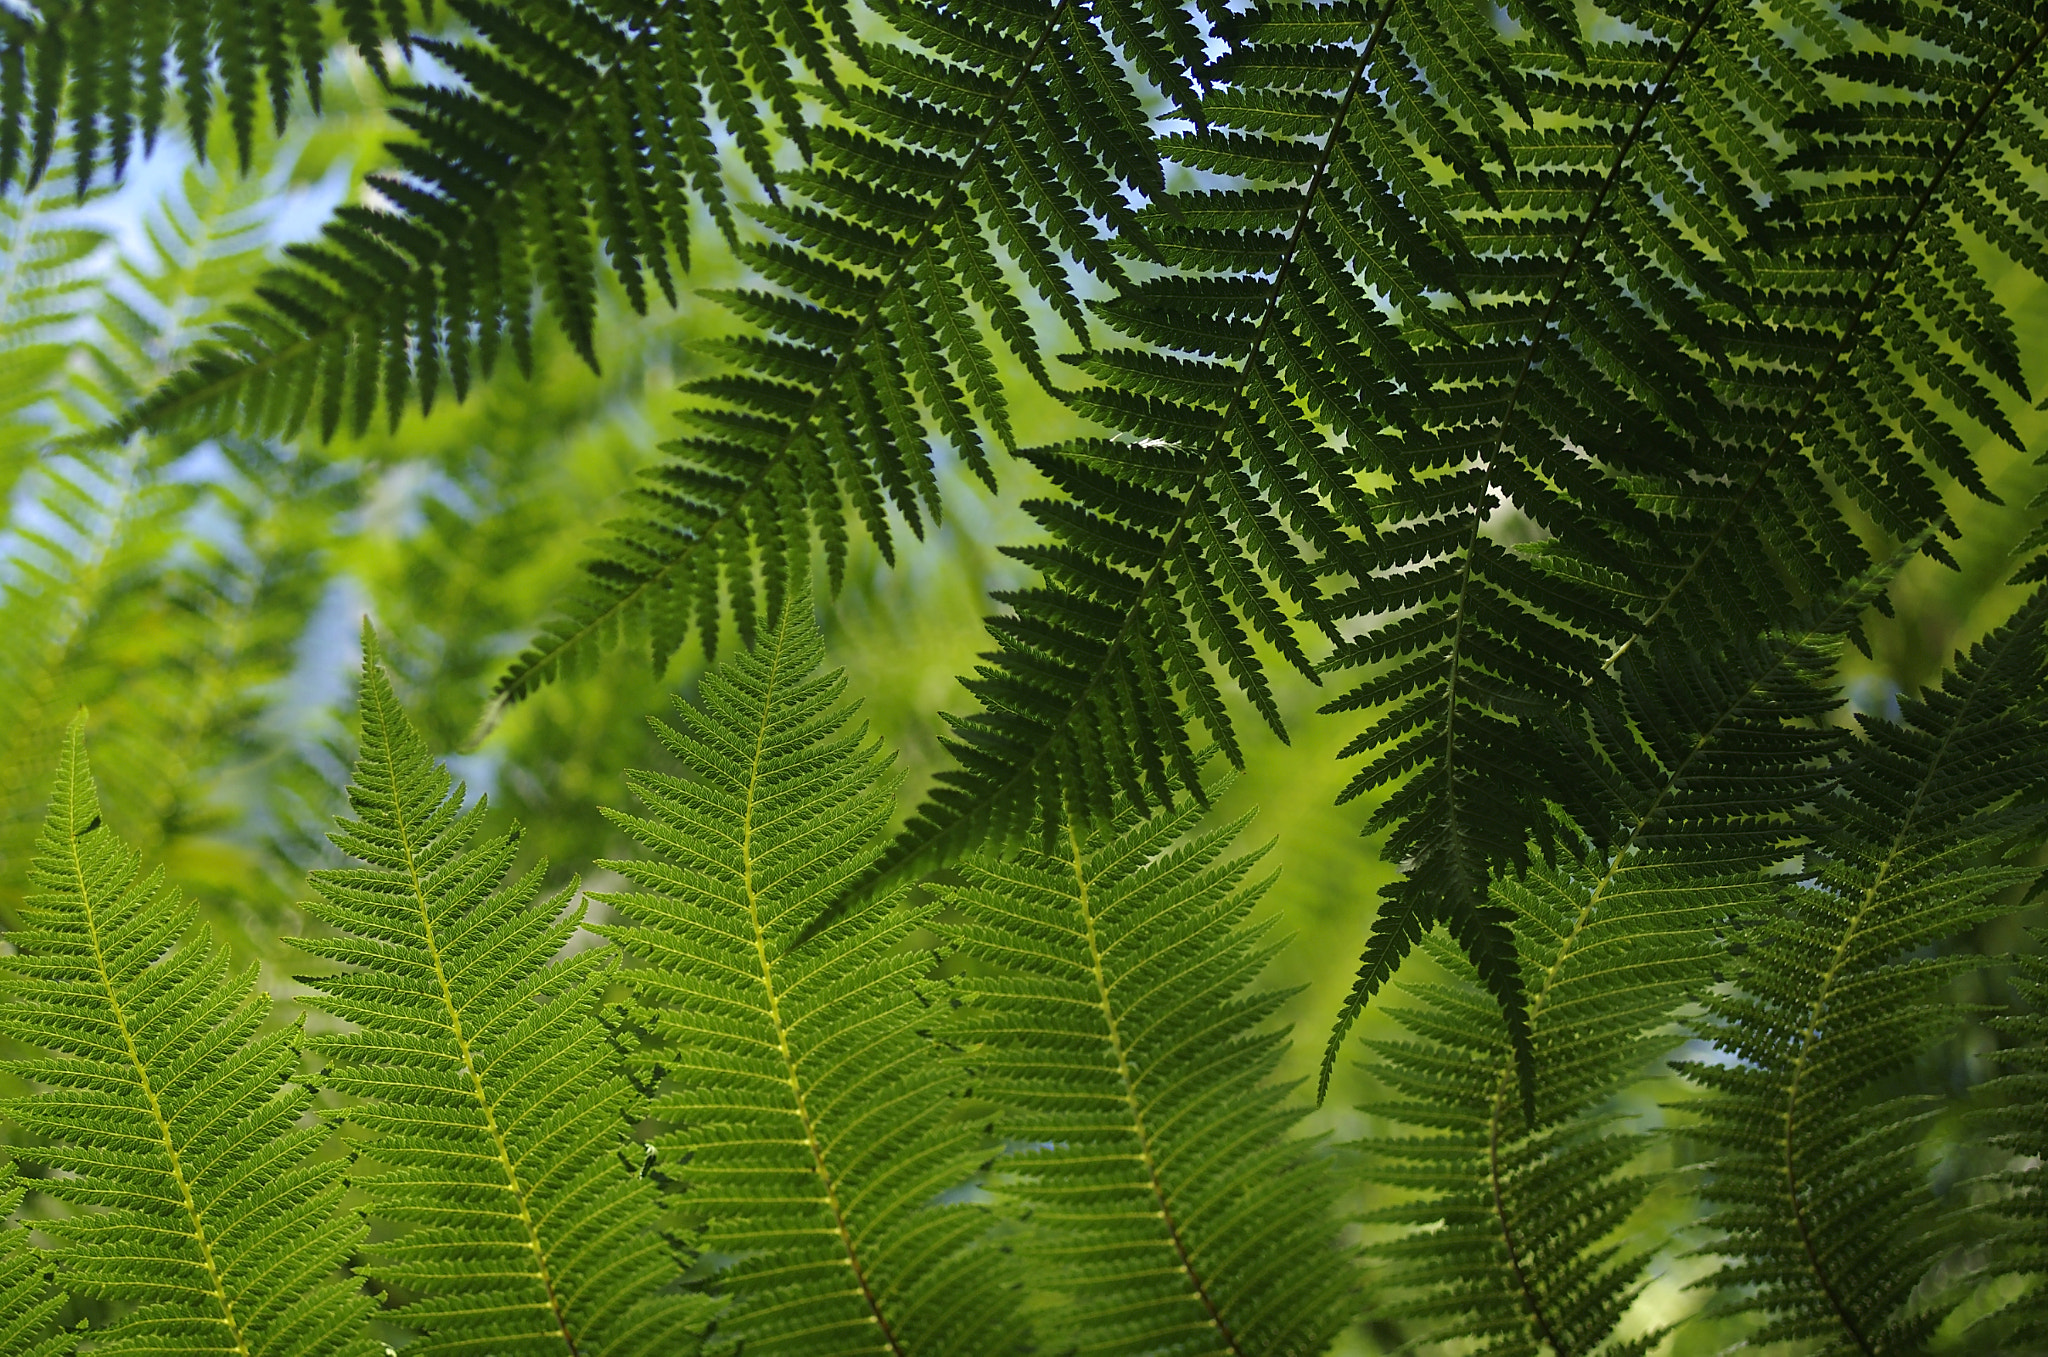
[{"xmin": 0, "ymin": 0, "xmax": 2045, "ymax": 1351}]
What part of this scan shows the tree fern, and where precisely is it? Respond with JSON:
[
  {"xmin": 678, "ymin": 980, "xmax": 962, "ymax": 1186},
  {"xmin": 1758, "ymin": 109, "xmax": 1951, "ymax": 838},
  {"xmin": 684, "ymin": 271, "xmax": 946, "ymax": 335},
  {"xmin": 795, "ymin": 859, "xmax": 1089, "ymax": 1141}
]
[
  {"xmin": 933, "ymin": 794, "xmax": 1355, "ymax": 1355},
  {"xmin": 597, "ymin": 593, "xmax": 1021, "ymax": 1353},
  {"xmin": 292, "ymin": 629, "xmax": 707, "ymax": 1356},
  {"xmin": 0, "ymin": 717, "xmax": 377, "ymax": 1357},
  {"xmin": 1681, "ymin": 586, "xmax": 2048, "ymax": 1354},
  {"xmin": 0, "ymin": 1163, "xmax": 69, "ymax": 1357}
]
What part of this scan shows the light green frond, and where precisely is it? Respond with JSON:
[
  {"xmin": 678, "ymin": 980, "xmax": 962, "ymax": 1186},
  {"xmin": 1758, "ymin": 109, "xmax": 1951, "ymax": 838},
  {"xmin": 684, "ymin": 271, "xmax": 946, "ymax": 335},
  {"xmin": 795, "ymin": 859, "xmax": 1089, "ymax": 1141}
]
[
  {"xmin": 1682, "ymin": 588, "xmax": 2048, "ymax": 1355},
  {"xmin": 0, "ymin": 717, "xmax": 377, "ymax": 1357},
  {"xmin": 598, "ymin": 591, "xmax": 1023, "ymax": 1355},
  {"xmin": 0, "ymin": 1162, "xmax": 70, "ymax": 1357},
  {"xmin": 295, "ymin": 632, "xmax": 708, "ymax": 1357},
  {"xmin": 935, "ymin": 797, "xmax": 1355, "ymax": 1357}
]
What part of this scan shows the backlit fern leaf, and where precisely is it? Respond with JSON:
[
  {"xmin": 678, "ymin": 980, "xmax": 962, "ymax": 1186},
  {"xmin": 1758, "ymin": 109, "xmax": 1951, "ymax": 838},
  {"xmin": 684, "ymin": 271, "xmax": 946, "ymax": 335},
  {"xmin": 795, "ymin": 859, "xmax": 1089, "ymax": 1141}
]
[
  {"xmin": 0, "ymin": 717, "xmax": 377, "ymax": 1357},
  {"xmin": 597, "ymin": 593, "xmax": 1023, "ymax": 1354},
  {"xmin": 117, "ymin": 0, "xmax": 847, "ymax": 441},
  {"xmin": 294, "ymin": 630, "xmax": 708, "ymax": 1357},
  {"xmin": 0, "ymin": 1163, "xmax": 69, "ymax": 1357},
  {"xmin": 934, "ymin": 796, "xmax": 1355, "ymax": 1355},
  {"xmin": 1681, "ymin": 587, "xmax": 2048, "ymax": 1355}
]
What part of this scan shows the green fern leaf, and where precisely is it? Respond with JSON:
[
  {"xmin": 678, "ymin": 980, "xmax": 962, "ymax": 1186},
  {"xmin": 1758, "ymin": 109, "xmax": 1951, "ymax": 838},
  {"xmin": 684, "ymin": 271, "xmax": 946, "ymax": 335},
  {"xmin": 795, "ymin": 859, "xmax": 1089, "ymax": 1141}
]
[
  {"xmin": 597, "ymin": 593, "xmax": 1023, "ymax": 1354},
  {"xmin": 480, "ymin": 0, "xmax": 1184, "ymax": 720},
  {"xmin": 294, "ymin": 629, "xmax": 709, "ymax": 1356},
  {"xmin": 1975, "ymin": 926, "xmax": 2048, "ymax": 1349},
  {"xmin": 1681, "ymin": 588, "xmax": 2048, "ymax": 1354},
  {"xmin": 111, "ymin": 0, "xmax": 834, "ymax": 442},
  {"xmin": 934, "ymin": 795, "xmax": 1355, "ymax": 1355},
  {"xmin": 1356, "ymin": 572, "xmax": 1873, "ymax": 1355},
  {"xmin": 0, "ymin": 716, "xmax": 378, "ymax": 1357},
  {"xmin": 0, "ymin": 1163, "xmax": 70, "ymax": 1357}
]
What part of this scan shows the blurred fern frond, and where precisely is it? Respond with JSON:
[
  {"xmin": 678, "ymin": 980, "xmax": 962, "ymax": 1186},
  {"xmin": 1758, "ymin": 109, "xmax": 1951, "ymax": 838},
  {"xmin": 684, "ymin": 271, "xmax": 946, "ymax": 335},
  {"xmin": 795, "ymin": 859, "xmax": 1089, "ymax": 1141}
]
[{"xmin": 1681, "ymin": 588, "xmax": 2048, "ymax": 1354}]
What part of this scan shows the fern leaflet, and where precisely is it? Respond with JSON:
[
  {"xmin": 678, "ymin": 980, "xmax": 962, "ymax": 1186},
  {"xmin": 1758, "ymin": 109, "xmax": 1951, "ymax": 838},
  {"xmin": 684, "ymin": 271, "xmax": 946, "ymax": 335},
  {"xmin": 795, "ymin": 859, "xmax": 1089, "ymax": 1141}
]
[{"xmin": 1682, "ymin": 587, "xmax": 2048, "ymax": 1354}]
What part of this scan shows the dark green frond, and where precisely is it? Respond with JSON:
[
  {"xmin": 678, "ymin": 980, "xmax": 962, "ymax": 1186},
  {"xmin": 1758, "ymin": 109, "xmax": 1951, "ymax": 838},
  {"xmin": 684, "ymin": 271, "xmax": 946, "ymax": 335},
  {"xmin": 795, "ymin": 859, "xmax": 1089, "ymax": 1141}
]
[
  {"xmin": 934, "ymin": 796, "xmax": 1355, "ymax": 1356},
  {"xmin": 0, "ymin": 717, "xmax": 377, "ymax": 1357},
  {"xmin": 1358, "ymin": 572, "xmax": 1869, "ymax": 1354},
  {"xmin": 1976, "ymin": 927, "xmax": 2048, "ymax": 1349},
  {"xmin": 295, "ymin": 631, "xmax": 707, "ymax": 1357},
  {"xmin": 598, "ymin": 593, "xmax": 1023, "ymax": 1354},
  {"xmin": 1681, "ymin": 589, "xmax": 2048, "ymax": 1355},
  {"xmin": 116, "ymin": 0, "xmax": 837, "ymax": 442},
  {"xmin": 482, "ymin": 0, "xmax": 1183, "ymax": 720}
]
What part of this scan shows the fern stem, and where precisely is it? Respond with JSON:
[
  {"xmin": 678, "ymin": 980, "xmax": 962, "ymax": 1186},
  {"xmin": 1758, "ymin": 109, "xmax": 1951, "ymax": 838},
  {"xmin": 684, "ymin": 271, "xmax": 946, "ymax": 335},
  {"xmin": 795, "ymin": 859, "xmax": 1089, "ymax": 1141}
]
[
  {"xmin": 1601, "ymin": 11, "xmax": 2048, "ymax": 673},
  {"xmin": 62, "ymin": 815, "xmax": 253, "ymax": 1357},
  {"xmin": 376, "ymin": 730, "xmax": 584, "ymax": 1356},
  {"xmin": 739, "ymin": 613, "xmax": 910, "ymax": 1357},
  {"xmin": 1063, "ymin": 821, "xmax": 1249, "ymax": 1357}
]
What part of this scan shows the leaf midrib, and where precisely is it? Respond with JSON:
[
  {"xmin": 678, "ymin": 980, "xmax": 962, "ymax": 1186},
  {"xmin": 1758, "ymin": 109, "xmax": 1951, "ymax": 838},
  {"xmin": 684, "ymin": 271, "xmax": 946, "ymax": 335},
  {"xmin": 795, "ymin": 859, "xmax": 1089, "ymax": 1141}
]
[
  {"xmin": 734, "ymin": 615, "xmax": 909, "ymax": 1357},
  {"xmin": 63, "ymin": 786, "xmax": 253, "ymax": 1357},
  {"xmin": 1064, "ymin": 822, "xmax": 1247, "ymax": 1357},
  {"xmin": 374, "ymin": 710, "xmax": 583, "ymax": 1357}
]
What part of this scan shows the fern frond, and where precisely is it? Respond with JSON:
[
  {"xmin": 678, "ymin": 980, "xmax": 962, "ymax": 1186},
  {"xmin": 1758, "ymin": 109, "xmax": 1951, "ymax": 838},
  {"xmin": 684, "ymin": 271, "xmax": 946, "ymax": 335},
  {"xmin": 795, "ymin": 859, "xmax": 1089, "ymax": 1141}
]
[
  {"xmin": 0, "ymin": 0, "xmax": 380, "ymax": 195},
  {"xmin": 1607, "ymin": 0, "xmax": 2048, "ymax": 669},
  {"xmin": 934, "ymin": 796, "xmax": 1355, "ymax": 1355},
  {"xmin": 1356, "ymin": 571, "xmax": 1872, "ymax": 1354},
  {"xmin": 482, "ymin": 0, "xmax": 1183, "ymax": 720},
  {"xmin": 115, "ymin": 0, "xmax": 845, "ymax": 442},
  {"xmin": 293, "ymin": 629, "xmax": 707, "ymax": 1357},
  {"xmin": 0, "ymin": 717, "xmax": 377, "ymax": 1357},
  {"xmin": 597, "ymin": 593, "xmax": 1022, "ymax": 1354},
  {"xmin": 1681, "ymin": 587, "xmax": 2048, "ymax": 1354},
  {"xmin": 0, "ymin": 1163, "xmax": 69, "ymax": 1357},
  {"xmin": 1976, "ymin": 926, "xmax": 2048, "ymax": 1349}
]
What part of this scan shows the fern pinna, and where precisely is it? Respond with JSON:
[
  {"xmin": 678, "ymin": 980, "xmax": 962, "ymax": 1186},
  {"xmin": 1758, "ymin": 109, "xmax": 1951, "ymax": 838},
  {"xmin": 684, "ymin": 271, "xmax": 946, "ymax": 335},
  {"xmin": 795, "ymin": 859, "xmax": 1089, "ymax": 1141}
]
[
  {"xmin": 935, "ymin": 797, "xmax": 1355, "ymax": 1355},
  {"xmin": 1682, "ymin": 588, "xmax": 2048, "ymax": 1354},
  {"xmin": 294, "ymin": 631, "xmax": 706, "ymax": 1356},
  {"xmin": 596, "ymin": 594, "xmax": 1019, "ymax": 1353},
  {"xmin": 0, "ymin": 717, "xmax": 376, "ymax": 1357},
  {"xmin": 480, "ymin": 0, "xmax": 1190, "ymax": 721}
]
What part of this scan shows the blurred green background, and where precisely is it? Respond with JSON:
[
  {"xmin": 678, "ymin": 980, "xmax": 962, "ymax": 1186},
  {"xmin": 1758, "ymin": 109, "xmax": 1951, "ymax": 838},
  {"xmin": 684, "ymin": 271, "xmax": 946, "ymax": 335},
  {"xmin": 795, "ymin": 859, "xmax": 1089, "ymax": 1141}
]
[{"xmin": 1, "ymin": 49, "xmax": 2043, "ymax": 1356}]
